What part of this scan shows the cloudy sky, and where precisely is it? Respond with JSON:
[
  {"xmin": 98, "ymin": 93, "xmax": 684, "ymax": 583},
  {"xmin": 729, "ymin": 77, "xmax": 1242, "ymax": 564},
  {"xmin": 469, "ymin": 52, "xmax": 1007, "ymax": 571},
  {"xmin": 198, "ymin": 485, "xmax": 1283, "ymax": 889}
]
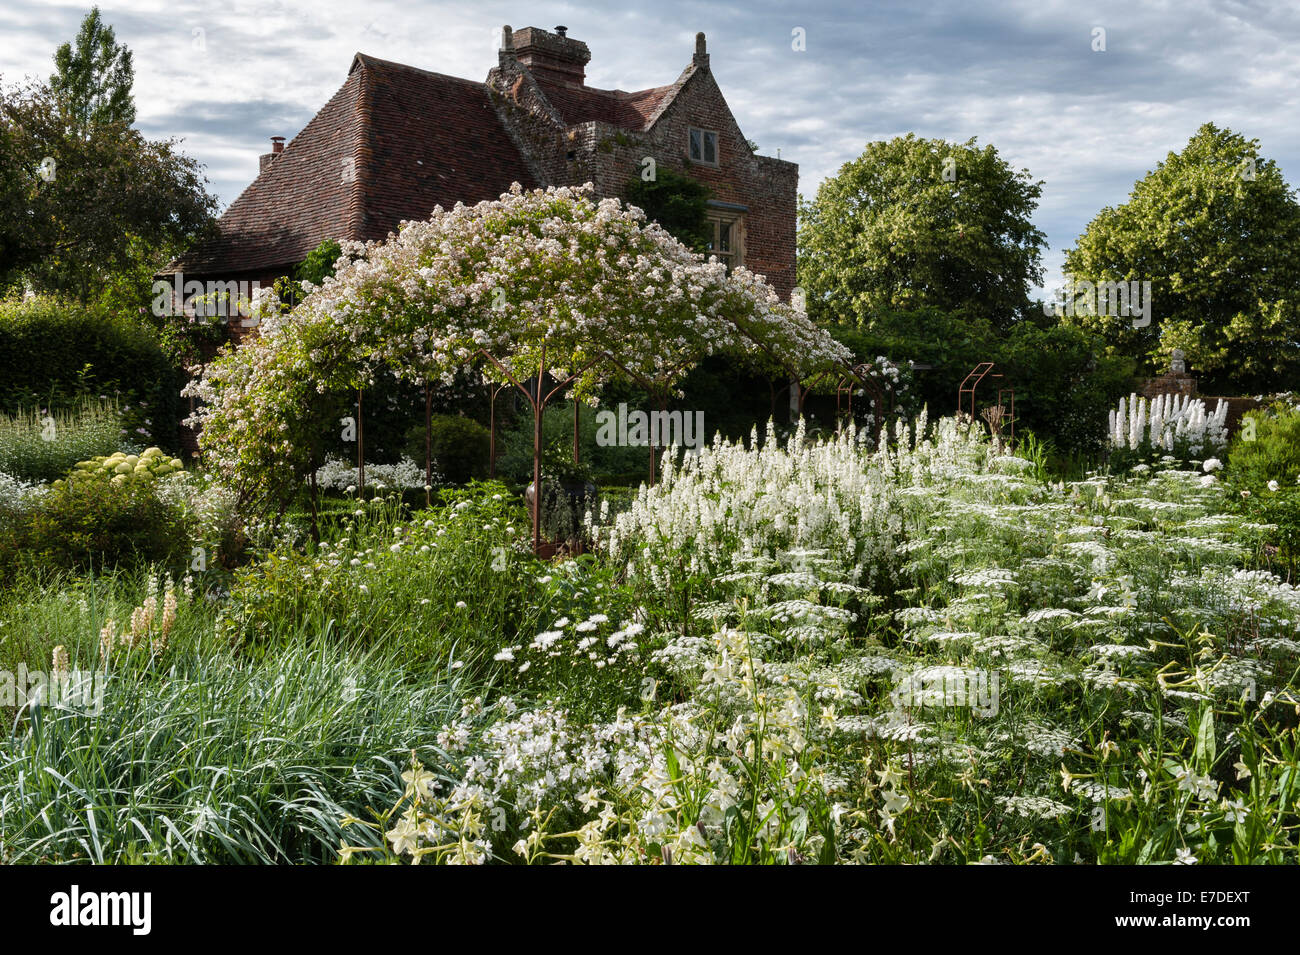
[{"xmin": 3, "ymin": 0, "xmax": 1298, "ymax": 293}]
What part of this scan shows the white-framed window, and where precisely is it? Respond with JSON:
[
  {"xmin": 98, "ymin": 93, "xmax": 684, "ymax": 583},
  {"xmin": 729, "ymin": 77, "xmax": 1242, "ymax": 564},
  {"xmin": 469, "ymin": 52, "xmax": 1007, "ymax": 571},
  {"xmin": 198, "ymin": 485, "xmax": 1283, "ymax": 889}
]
[{"xmin": 688, "ymin": 127, "xmax": 719, "ymax": 166}]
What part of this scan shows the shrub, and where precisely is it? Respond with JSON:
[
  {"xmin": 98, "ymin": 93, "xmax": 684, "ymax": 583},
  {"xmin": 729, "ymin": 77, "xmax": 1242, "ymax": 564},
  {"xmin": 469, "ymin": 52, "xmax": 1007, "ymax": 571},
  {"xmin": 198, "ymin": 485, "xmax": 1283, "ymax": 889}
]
[
  {"xmin": 1225, "ymin": 402, "xmax": 1300, "ymax": 490},
  {"xmin": 0, "ymin": 398, "xmax": 124, "ymax": 483},
  {"xmin": 0, "ymin": 471, "xmax": 46, "ymax": 514},
  {"xmin": 826, "ymin": 313, "xmax": 1133, "ymax": 461},
  {"xmin": 497, "ymin": 402, "xmax": 646, "ymax": 486},
  {"xmin": 62, "ymin": 446, "xmax": 184, "ymax": 488},
  {"xmin": 154, "ymin": 473, "xmax": 244, "ymax": 570},
  {"xmin": 997, "ymin": 319, "xmax": 1134, "ymax": 459},
  {"xmin": 0, "ymin": 296, "xmax": 180, "ymax": 448},
  {"xmin": 313, "ymin": 455, "xmax": 430, "ymax": 491},
  {"xmin": 404, "ymin": 414, "xmax": 490, "ymax": 485},
  {"xmin": 0, "ymin": 474, "xmax": 190, "ymax": 581},
  {"xmin": 1226, "ymin": 402, "xmax": 1300, "ymax": 577},
  {"xmin": 218, "ymin": 484, "xmax": 543, "ymax": 669}
]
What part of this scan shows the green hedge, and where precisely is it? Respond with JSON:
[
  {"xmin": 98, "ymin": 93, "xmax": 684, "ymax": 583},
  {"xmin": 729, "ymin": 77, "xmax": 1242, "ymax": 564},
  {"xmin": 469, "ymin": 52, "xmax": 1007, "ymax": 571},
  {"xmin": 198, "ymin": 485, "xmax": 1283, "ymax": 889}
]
[
  {"xmin": 0, "ymin": 296, "xmax": 181, "ymax": 449},
  {"xmin": 0, "ymin": 476, "xmax": 190, "ymax": 584},
  {"xmin": 404, "ymin": 414, "xmax": 491, "ymax": 485}
]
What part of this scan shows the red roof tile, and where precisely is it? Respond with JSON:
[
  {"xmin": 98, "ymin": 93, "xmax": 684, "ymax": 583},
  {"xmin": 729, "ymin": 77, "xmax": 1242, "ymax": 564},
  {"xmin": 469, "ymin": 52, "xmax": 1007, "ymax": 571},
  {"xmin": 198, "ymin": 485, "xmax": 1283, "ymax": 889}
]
[{"xmin": 533, "ymin": 79, "xmax": 676, "ymax": 130}]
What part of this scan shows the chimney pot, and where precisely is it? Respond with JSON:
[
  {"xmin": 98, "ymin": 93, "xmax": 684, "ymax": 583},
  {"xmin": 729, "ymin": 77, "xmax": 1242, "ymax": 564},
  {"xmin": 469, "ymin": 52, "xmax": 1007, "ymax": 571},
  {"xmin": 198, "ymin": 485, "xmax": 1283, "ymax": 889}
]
[
  {"xmin": 555, "ymin": 25, "xmax": 567, "ymax": 36},
  {"xmin": 271, "ymin": 136, "xmax": 285, "ymax": 154}
]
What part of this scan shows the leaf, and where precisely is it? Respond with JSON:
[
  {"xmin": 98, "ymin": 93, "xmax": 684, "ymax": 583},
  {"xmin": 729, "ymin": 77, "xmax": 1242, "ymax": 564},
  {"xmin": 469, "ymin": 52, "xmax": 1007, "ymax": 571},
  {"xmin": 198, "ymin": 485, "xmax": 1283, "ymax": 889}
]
[{"xmin": 1194, "ymin": 707, "xmax": 1216, "ymax": 767}]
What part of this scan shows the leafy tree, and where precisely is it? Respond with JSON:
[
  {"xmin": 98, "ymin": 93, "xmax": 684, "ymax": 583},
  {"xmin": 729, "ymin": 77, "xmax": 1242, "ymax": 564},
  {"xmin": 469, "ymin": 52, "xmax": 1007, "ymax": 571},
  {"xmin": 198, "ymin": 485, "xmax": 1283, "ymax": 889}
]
[
  {"xmin": 828, "ymin": 306, "xmax": 1130, "ymax": 459},
  {"xmin": 995, "ymin": 317, "xmax": 1134, "ymax": 459},
  {"xmin": 799, "ymin": 134, "xmax": 1046, "ymax": 329},
  {"xmin": 296, "ymin": 239, "xmax": 343, "ymax": 287},
  {"xmin": 50, "ymin": 6, "xmax": 135, "ymax": 129},
  {"xmin": 624, "ymin": 167, "xmax": 711, "ymax": 252},
  {"xmin": 1062, "ymin": 123, "xmax": 1300, "ymax": 393},
  {"xmin": 0, "ymin": 80, "xmax": 215, "ymax": 301}
]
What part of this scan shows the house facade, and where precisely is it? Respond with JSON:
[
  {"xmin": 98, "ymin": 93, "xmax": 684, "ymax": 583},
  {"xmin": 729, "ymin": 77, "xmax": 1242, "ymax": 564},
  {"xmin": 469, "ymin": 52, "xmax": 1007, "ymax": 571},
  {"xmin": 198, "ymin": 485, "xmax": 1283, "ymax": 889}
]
[{"xmin": 170, "ymin": 25, "xmax": 798, "ymax": 312}]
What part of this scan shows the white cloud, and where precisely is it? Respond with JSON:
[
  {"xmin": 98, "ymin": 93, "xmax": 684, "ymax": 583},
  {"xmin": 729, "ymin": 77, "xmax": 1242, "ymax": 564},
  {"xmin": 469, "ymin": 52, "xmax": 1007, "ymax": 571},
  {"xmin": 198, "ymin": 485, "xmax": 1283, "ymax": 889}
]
[{"xmin": 3, "ymin": 0, "xmax": 1298, "ymax": 297}]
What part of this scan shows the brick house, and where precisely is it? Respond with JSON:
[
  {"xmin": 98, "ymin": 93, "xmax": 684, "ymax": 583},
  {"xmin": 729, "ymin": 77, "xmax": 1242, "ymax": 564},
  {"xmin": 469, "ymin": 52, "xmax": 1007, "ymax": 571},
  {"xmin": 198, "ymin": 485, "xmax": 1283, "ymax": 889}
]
[{"xmin": 169, "ymin": 25, "xmax": 799, "ymax": 308}]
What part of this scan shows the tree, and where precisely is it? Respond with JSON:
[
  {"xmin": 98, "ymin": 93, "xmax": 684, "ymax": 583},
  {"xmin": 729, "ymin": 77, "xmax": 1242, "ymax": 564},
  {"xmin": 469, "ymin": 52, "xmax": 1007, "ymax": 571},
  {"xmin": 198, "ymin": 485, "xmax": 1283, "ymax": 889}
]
[
  {"xmin": 799, "ymin": 134, "xmax": 1046, "ymax": 329},
  {"xmin": 1061, "ymin": 123, "xmax": 1300, "ymax": 393},
  {"xmin": 624, "ymin": 167, "xmax": 711, "ymax": 252},
  {"xmin": 50, "ymin": 6, "xmax": 135, "ymax": 129},
  {"xmin": 187, "ymin": 184, "xmax": 848, "ymax": 546},
  {"xmin": 0, "ymin": 80, "xmax": 215, "ymax": 301}
]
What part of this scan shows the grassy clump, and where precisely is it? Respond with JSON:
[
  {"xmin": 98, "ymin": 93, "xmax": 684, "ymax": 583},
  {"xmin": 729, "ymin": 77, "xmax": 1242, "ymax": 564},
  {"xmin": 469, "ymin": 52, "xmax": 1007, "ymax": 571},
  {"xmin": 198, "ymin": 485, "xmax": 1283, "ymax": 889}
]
[
  {"xmin": 0, "ymin": 636, "xmax": 464, "ymax": 864},
  {"xmin": 0, "ymin": 398, "xmax": 124, "ymax": 484}
]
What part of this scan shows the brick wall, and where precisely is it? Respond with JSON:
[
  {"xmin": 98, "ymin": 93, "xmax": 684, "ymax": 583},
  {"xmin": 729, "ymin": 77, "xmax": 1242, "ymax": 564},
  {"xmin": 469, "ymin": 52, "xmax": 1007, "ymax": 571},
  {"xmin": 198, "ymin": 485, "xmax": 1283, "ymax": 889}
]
[
  {"xmin": 1137, "ymin": 374, "xmax": 1262, "ymax": 436},
  {"xmin": 488, "ymin": 35, "xmax": 799, "ymax": 298},
  {"xmin": 1139, "ymin": 374, "xmax": 1198, "ymax": 399}
]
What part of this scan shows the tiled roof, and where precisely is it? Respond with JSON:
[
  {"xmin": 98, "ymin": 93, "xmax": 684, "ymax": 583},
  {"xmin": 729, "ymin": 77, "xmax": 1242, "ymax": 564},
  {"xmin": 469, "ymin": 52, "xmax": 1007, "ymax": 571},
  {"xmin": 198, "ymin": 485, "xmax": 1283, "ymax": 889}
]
[
  {"xmin": 173, "ymin": 54, "xmax": 538, "ymax": 276},
  {"xmin": 533, "ymin": 79, "xmax": 676, "ymax": 130}
]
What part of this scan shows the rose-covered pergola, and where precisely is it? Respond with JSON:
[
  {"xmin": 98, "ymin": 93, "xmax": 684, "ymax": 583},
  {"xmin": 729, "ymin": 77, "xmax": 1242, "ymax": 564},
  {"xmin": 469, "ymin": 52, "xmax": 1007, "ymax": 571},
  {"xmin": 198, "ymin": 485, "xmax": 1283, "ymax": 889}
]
[{"xmin": 186, "ymin": 183, "xmax": 859, "ymax": 551}]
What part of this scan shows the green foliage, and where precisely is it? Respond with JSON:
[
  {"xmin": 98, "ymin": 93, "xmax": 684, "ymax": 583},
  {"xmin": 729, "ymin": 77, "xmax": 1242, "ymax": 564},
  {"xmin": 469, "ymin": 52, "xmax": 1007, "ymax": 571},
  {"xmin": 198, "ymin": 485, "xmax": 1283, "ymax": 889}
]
[
  {"xmin": 624, "ymin": 167, "xmax": 712, "ymax": 251},
  {"xmin": 497, "ymin": 401, "xmax": 645, "ymax": 486},
  {"xmin": 49, "ymin": 6, "xmax": 135, "ymax": 129},
  {"xmin": 827, "ymin": 310, "xmax": 1131, "ymax": 458},
  {"xmin": 0, "ymin": 79, "xmax": 216, "ymax": 300},
  {"xmin": 0, "ymin": 296, "xmax": 179, "ymax": 448},
  {"xmin": 0, "ymin": 398, "xmax": 123, "ymax": 483},
  {"xmin": 1062, "ymin": 123, "xmax": 1300, "ymax": 392},
  {"xmin": 1226, "ymin": 402, "xmax": 1300, "ymax": 576},
  {"xmin": 404, "ymin": 414, "xmax": 490, "ymax": 484},
  {"xmin": 1225, "ymin": 403, "xmax": 1300, "ymax": 490},
  {"xmin": 674, "ymin": 356, "xmax": 781, "ymax": 443},
  {"xmin": 996, "ymin": 318, "xmax": 1134, "ymax": 459},
  {"xmin": 274, "ymin": 239, "xmax": 344, "ymax": 310},
  {"xmin": 799, "ymin": 134, "xmax": 1046, "ymax": 329},
  {"xmin": 0, "ymin": 474, "xmax": 189, "ymax": 581},
  {"xmin": 296, "ymin": 239, "xmax": 343, "ymax": 287},
  {"xmin": 219, "ymin": 484, "xmax": 544, "ymax": 669},
  {"xmin": 0, "ymin": 634, "xmax": 464, "ymax": 863}
]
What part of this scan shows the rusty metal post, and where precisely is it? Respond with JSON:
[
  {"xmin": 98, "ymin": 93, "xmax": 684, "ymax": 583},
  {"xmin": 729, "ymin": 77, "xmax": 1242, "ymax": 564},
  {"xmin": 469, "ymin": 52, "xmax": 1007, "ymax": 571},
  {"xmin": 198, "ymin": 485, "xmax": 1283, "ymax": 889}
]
[
  {"xmin": 424, "ymin": 384, "xmax": 432, "ymax": 507},
  {"xmin": 532, "ymin": 346, "xmax": 545, "ymax": 555},
  {"xmin": 357, "ymin": 389, "xmax": 365, "ymax": 493}
]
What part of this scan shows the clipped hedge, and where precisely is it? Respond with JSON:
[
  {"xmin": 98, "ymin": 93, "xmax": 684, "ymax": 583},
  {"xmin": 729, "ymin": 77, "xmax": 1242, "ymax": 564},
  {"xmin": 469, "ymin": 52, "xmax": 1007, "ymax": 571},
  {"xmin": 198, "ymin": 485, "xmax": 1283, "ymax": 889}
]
[
  {"xmin": 0, "ymin": 296, "xmax": 180, "ymax": 449},
  {"xmin": 404, "ymin": 414, "xmax": 491, "ymax": 485}
]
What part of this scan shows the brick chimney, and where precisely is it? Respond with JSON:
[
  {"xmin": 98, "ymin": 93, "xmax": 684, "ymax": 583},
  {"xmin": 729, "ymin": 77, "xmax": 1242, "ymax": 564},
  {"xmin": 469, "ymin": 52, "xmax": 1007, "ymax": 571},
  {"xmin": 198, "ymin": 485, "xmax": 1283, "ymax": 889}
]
[
  {"xmin": 259, "ymin": 136, "xmax": 285, "ymax": 173},
  {"xmin": 511, "ymin": 25, "xmax": 590, "ymax": 86}
]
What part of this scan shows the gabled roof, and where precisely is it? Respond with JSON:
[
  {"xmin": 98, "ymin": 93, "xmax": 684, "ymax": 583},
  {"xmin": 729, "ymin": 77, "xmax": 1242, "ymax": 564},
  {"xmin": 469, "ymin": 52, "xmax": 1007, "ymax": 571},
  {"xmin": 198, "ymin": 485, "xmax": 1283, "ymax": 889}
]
[
  {"xmin": 173, "ymin": 54, "xmax": 537, "ymax": 275},
  {"xmin": 532, "ymin": 78, "xmax": 677, "ymax": 130}
]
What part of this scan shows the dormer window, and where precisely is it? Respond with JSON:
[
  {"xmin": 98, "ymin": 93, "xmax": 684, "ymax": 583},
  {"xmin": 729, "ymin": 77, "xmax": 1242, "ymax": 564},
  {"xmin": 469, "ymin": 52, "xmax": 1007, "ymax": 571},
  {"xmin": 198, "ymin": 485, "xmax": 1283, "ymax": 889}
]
[{"xmin": 688, "ymin": 127, "xmax": 719, "ymax": 166}]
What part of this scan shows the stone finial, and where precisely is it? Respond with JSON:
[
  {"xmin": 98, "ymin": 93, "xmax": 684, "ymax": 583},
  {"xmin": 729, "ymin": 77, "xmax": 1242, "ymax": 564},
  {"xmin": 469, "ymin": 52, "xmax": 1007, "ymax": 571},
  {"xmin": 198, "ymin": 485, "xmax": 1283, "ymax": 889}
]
[
  {"xmin": 1170, "ymin": 348, "xmax": 1186, "ymax": 375},
  {"xmin": 694, "ymin": 32, "xmax": 709, "ymax": 66},
  {"xmin": 501, "ymin": 25, "xmax": 514, "ymax": 51}
]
